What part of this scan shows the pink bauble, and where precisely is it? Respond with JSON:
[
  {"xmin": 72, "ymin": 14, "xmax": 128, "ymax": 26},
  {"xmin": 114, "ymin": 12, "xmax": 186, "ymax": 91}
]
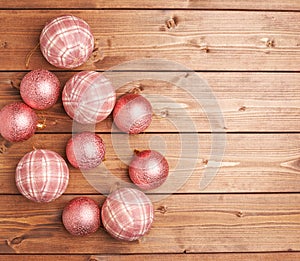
[
  {"xmin": 15, "ymin": 149, "xmax": 69, "ymax": 203},
  {"xmin": 66, "ymin": 132, "xmax": 105, "ymax": 170},
  {"xmin": 113, "ymin": 94, "xmax": 152, "ymax": 134},
  {"xmin": 62, "ymin": 71, "xmax": 116, "ymax": 124},
  {"xmin": 101, "ymin": 188, "xmax": 154, "ymax": 241},
  {"xmin": 40, "ymin": 15, "xmax": 94, "ymax": 69},
  {"xmin": 20, "ymin": 69, "xmax": 60, "ymax": 110},
  {"xmin": 62, "ymin": 197, "xmax": 101, "ymax": 236},
  {"xmin": 129, "ymin": 150, "xmax": 169, "ymax": 190},
  {"xmin": 0, "ymin": 102, "xmax": 37, "ymax": 142}
]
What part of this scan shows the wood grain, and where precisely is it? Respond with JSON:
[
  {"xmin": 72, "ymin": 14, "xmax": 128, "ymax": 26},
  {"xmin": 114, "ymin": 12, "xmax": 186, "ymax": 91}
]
[
  {"xmin": 0, "ymin": 133, "xmax": 299, "ymax": 194},
  {"xmin": 1, "ymin": 72, "xmax": 299, "ymax": 133},
  {"xmin": 0, "ymin": 2, "xmax": 299, "ymax": 259},
  {"xmin": 0, "ymin": 194, "xmax": 299, "ymax": 254},
  {"xmin": 1, "ymin": 11, "xmax": 300, "ymax": 71},
  {"xmin": 1, "ymin": 253, "xmax": 300, "ymax": 261},
  {"xmin": 0, "ymin": 0, "xmax": 299, "ymax": 11}
]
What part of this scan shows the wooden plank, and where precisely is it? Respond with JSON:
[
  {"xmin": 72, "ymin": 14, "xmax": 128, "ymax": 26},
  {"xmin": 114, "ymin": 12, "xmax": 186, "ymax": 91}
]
[
  {"xmin": 0, "ymin": 194, "xmax": 299, "ymax": 253},
  {"xmin": 0, "ymin": 133, "xmax": 299, "ymax": 194},
  {"xmin": 1, "ymin": 253, "xmax": 300, "ymax": 261},
  {"xmin": 1, "ymin": 72, "xmax": 299, "ymax": 132},
  {"xmin": 0, "ymin": 0, "xmax": 299, "ymax": 11},
  {"xmin": 1, "ymin": 11, "xmax": 300, "ymax": 71}
]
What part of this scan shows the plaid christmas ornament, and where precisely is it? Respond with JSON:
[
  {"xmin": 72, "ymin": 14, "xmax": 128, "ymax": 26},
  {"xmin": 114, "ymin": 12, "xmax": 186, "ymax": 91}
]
[
  {"xmin": 101, "ymin": 188, "xmax": 154, "ymax": 241},
  {"xmin": 40, "ymin": 15, "xmax": 94, "ymax": 69},
  {"xmin": 62, "ymin": 71, "xmax": 116, "ymax": 124},
  {"xmin": 15, "ymin": 149, "xmax": 69, "ymax": 203}
]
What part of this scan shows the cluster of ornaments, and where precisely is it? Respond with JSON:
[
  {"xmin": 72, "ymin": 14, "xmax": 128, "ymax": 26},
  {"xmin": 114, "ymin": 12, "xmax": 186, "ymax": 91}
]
[{"xmin": 0, "ymin": 15, "xmax": 170, "ymax": 241}]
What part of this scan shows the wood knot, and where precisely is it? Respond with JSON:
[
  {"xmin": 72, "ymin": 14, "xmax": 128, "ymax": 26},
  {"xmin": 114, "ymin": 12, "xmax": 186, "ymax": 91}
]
[
  {"xmin": 10, "ymin": 79, "xmax": 21, "ymax": 90},
  {"xmin": 9, "ymin": 235, "xmax": 26, "ymax": 245},
  {"xmin": 236, "ymin": 211, "xmax": 244, "ymax": 218},
  {"xmin": 88, "ymin": 48, "xmax": 105, "ymax": 64},
  {"xmin": 202, "ymin": 159, "xmax": 209, "ymax": 165},
  {"xmin": 107, "ymin": 38, "xmax": 112, "ymax": 48},
  {"xmin": 261, "ymin": 38, "xmax": 275, "ymax": 48},
  {"xmin": 239, "ymin": 106, "xmax": 247, "ymax": 112},
  {"xmin": 166, "ymin": 17, "xmax": 178, "ymax": 29},
  {"xmin": 188, "ymin": 39, "xmax": 209, "ymax": 53},
  {"xmin": 157, "ymin": 205, "xmax": 168, "ymax": 214},
  {"xmin": 280, "ymin": 158, "xmax": 300, "ymax": 172},
  {"xmin": 0, "ymin": 140, "xmax": 12, "ymax": 154},
  {"xmin": 266, "ymin": 39, "xmax": 275, "ymax": 48},
  {"xmin": 0, "ymin": 41, "xmax": 8, "ymax": 48},
  {"xmin": 160, "ymin": 109, "xmax": 169, "ymax": 118},
  {"xmin": 127, "ymin": 83, "xmax": 144, "ymax": 94},
  {"xmin": 200, "ymin": 44, "xmax": 209, "ymax": 53},
  {"xmin": 87, "ymin": 39, "xmax": 105, "ymax": 65}
]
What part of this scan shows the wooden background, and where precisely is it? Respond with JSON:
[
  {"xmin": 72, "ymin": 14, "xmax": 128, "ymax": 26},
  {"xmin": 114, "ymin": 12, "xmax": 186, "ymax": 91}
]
[{"xmin": 0, "ymin": 0, "xmax": 299, "ymax": 260}]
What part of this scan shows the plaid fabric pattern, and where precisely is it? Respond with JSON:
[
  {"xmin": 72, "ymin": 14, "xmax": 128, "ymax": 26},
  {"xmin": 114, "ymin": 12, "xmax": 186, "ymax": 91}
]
[
  {"xmin": 101, "ymin": 188, "xmax": 154, "ymax": 241},
  {"xmin": 40, "ymin": 15, "xmax": 94, "ymax": 69},
  {"xmin": 15, "ymin": 149, "xmax": 69, "ymax": 203},
  {"xmin": 62, "ymin": 71, "xmax": 116, "ymax": 124}
]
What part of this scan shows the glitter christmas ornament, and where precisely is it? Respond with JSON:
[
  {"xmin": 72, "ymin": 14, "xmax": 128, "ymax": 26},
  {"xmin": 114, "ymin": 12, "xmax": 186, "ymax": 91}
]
[
  {"xmin": 129, "ymin": 150, "xmax": 169, "ymax": 190},
  {"xmin": 66, "ymin": 132, "xmax": 105, "ymax": 170},
  {"xmin": 0, "ymin": 102, "xmax": 37, "ymax": 142},
  {"xmin": 40, "ymin": 15, "xmax": 94, "ymax": 69},
  {"xmin": 101, "ymin": 188, "xmax": 154, "ymax": 241},
  {"xmin": 62, "ymin": 197, "xmax": 101, "ymax": 236},
  {"xmin": 62, "ymin": 71, "xmax": 116, "ymax": 124},
  {"xmin": 20, "ymin": 69, "xmax": 60, "ymax": 110},
  {"xmin": 15, "ymin": 149, "xmax": 69, "ymax": 203},
  {"xmin": 113, "ymin": 93, "xmax": 153, "ymax": 134}
]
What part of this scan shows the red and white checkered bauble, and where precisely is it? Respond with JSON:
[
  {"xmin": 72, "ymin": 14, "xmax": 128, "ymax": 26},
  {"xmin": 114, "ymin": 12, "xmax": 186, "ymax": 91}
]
[
  {"xmin": 62, "ymin": 71, "xmax": 116, "ymax": 124},
  {"xmin": 15, "ymin": 149, "xmax": 69, "ymax": 203},
  {"xmin": 40, "ymin": 15, "xmax": 94, "ymax": 69},
  {"xmin": 101, "ymin": 188, "xmax": 154, "ymax": 241}
]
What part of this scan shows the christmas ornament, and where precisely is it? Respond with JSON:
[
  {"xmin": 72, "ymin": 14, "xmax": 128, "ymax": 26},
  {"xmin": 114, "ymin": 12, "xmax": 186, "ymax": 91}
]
[
  {"xmin": 66, "ymin": 131, "xmax": 105, "ymax": 170},
  {"xmin": 40, "ymin": 15, "xmax": 94, "ymax": 69},
  {"xmin": 0, "ymin": 102, "xmax": 37, "ymax": 142},
  {"xmin": 129, "ymin": 150, "xmax": 169, "ymax": 190},
  {"xmin": 62, "ymin": 71, "xmax": 116, "ymax": 124},
  {"xmin": 101, "ymin": 187, "xmax": 154, "ymax": 241},
  {"xmin": 113, "ymin": 93, "xmax": 152, "ymax": 134},
  {"xmin": 62, "ymin": 197, "xmax": 101, "ymax": 236},
  {"xmin": 20, "ymin": 69, "xmax": 60, "ymax": 110},
  {"xmin": 15, "ymin": 149, "xmax": 69, "ymax": 203}
]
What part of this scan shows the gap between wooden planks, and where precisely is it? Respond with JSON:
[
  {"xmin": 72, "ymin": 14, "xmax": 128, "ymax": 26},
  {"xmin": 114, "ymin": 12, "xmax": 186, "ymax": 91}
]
[
  {"xmin": 0, "ymin": 0, "xmax": 299, "ymax": 11},
  {"xmin": 1, "ymin": 10, "xmax": 300, "ymax": 71},
  {"xmin": 1, "ymin": 253, "xmax": 300, "ymax": 261},
  {"xmin": 1, "ymin": 72, "xmax": 299, "ymax": 132},
  {"xmin": 0, "ymin": 133, "xmax": 299, "ymax": 194},
  {"xmin": 0, "ymin": 194, "xmax": 299, "ymax": 254}
]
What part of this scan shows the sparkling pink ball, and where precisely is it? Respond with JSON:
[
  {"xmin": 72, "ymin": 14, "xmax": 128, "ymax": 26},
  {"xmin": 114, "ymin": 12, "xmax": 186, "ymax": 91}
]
[
  {"xmin": 101, "ymin": 188, "xmax": 154, "ymax": 241},
  {"xmin": 20, "ymin": 69, "xmax": 60, "ymax": 110},
  {"xmin": 15, "ymin": 149, "xmax": 69, "ymax": 203},
  {"xmin": 40, "ymin": 15, "xmax": 94, "ymax": 69},
  {"xmin": 0, "ymin": 102, "xmax": 37, "ymax": 142},
  {"xmin": 129, "ymin": 150, "xmax": 169, "ymax": 190},
  {"xmin": 62, "ymin": 71, "xmax": 116, "ymax": 124},
  {"xmin": 113, "ymin": 93, "xmax": 153, "ymax": 134},
  {"xmin": 62, "ymin": 197, "xmax": 101, "ymax": 236},
  {"xmin": 66, "ymin": 132, "xmax": 105, "ymax": 170}
]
